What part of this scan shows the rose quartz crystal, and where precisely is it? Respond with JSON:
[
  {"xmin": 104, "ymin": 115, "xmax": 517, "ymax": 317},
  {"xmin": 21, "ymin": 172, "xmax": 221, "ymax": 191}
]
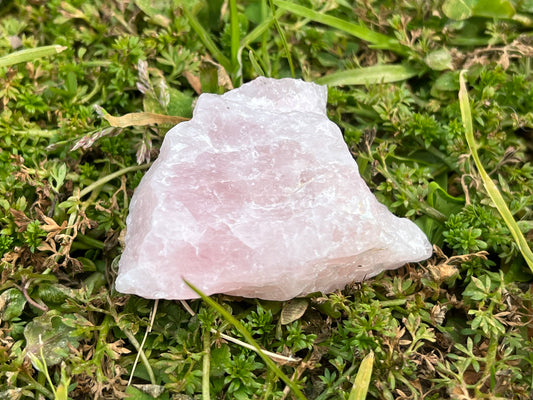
[{"xmin": 115, "ymin": 77, "xmax": 432, "ymax": 301}]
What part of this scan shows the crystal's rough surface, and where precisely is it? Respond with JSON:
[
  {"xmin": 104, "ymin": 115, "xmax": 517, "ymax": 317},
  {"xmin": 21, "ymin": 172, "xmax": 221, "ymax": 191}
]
[{"xmin": 116, "ymin": 77, "xmax": 432, "ymax": 301}]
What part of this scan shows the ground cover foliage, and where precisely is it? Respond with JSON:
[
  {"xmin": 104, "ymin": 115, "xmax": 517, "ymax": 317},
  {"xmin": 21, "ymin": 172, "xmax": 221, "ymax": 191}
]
[{"xmin": 1, "ymin": 0, "xmax": 533, "ymax": 398}]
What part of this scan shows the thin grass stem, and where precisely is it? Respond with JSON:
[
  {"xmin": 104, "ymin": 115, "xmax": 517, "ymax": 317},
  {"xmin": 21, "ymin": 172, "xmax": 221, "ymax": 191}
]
[
  {"xmin": 17, "ymin": 374, "xmax": 54, "ymax": 399},
  {"xmin": 202, "ymin": 327, "xmax": 211, "ymax": 400},
  {"xmin": 459, "ymin": 71, "xmax": 533, "ymax": 272},
  {"xmin": 180, "ymin": 300, "xmax": 300, "ymax": 364},
  {"xmin": 274, "ymin": 0, "xmax": 407, "ymax": 55},
  {"xmin": 183, "ymin": 6, "xmax": 231, "ymax": 71},
  {"xmin": 77, "ymin": 164, "xmax": 151, "ymax": 200},
  {"xmin": 268, "ymin": 0, "xmax": 295, "ymax": 78},
  {"xmin": 184, "ymin": 280, "xmax": 307, "ymax": 400},
  {"xmin": 128, "ymin": 300, "xmax": 159, "ymax": 386},
  {"xmin": 122, "ymin": 328, "xmax": 157, "ymax": 385},
  {"xmin": 229, "ymin": 0, "xmax": 239, "ymax": 72},
  {"xmin": 240, "ymin": 8, "xmax": 284, "ymax": 48}
]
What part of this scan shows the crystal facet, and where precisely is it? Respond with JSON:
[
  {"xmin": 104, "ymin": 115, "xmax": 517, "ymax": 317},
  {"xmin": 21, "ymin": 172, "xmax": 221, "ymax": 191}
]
[{"xmin": 115, "ymin": 77, "xmax": 432, "ymax": 301}]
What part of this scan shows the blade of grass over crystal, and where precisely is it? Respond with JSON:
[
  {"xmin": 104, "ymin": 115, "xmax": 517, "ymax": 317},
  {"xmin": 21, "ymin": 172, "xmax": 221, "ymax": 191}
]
[
  {"xmin": 274, "ymin": 0, "xmax": 407, "ymax": 55},
  {"xmin": 315, "ymin": 65, "xmax": 418, "ymax": 86},
  {"xmin": 348, "ymin": 351, "xmax": 374, "ymax": 400},
  {"xmin": 459, "ymin": 71, "xmax": 533, "ymax": 272},
  {"xmin": 183, "ymin": 7, "xmax": 231, "ymax": 73},
  {"xmin": 184, "ymin": 279, "xmax": 308, "ymax": 400},
  {"xmin": 0, "ymin": 45, "xmax": 67, "ymax": 68}
]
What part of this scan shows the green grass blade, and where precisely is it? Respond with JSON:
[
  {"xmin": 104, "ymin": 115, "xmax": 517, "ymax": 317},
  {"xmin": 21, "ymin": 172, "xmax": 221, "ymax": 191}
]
[
  {"xmin": 248, "ymin": 48, "xmax": 266, "ymax": 76},
  {"xmin": 183, "ymin": 7, "xmax": 231, "ymax": 73},
  {"xmin": 260, "ymin": 0, "xmax": 273, "ymax": 75},
  {"xmin": 269, "ymin": 0, "xmax": 295, "ymax": 78},
  {"xmin": 229, "ymin": 0, "xmax": 240, "ymax": 72},
  {"xmin": 76, "ymin": 164, "xmax": 151, "ymax": 200},
  {"xmin": 0, "ymin": 45, "xmax": 67, "ymax": 68},
  {"xmin": 459, "ymin": 70, "xmax": 533, "ymax": 272},
  {"xmin": 274, "ymin": 0, "xmax": 407, "ymax": 55},
  {"xmin": 348, "ymin": 351, "xmax": 374, "ymax": 400},
  {"xmin": 315, "ymin": 64, "xmax": 418, "ymax": 86},
  {"xmin": 241, "ymin": 8, "xmax": 284, "ymax": 49},
  {"xmin": 184, "ymin": 279, "xmax": 308, "ymax": 400}
]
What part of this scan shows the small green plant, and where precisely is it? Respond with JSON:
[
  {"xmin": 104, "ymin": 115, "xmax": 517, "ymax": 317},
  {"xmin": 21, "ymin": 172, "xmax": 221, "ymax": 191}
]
[
  {"xmin": 443, "ymin": 214, "xmax": 488, "ymax": 253},
  {"xmin": 23, "ymin": 220, "xmax": 46, "ymax": 252}
]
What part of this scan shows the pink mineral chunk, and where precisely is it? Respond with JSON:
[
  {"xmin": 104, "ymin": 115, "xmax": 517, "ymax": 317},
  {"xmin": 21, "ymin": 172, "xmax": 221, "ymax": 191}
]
[{"xmin": 115, "ymin": 77, "xmax": 432, "ymax": 301}]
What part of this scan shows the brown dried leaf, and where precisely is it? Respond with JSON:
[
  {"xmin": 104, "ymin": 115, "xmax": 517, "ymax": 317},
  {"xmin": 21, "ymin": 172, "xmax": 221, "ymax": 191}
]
[
  {"xmin": 183, "ymin": 70, "xmax": 202, "ymax": 94},
  {"xmin": 41, "ymin": 215, "xmax": 67, "ymax": 233},
  {"xmin": 9, "ymin": 209, "xmax": 30, "ymax": 231},
  {"xmin": 201, "ymin": 57, "xmax": 233, "ymax": 90},
  {"xmin": 100, "ymin": 110, "xmax": 189, "ymax": 128},
  {"xmin": 37, "ymin": 241, "xmax": 56, "ymax": 253},
  {"xmin": 430, "ymin": 304, "xmax": 448, "ymax": 325},
  {"xmin": 108, "ymin": 339, "xmax": 131, "ymax": 359},
  {"xmin": 430, "ymin": 262, "xmax": 459, "ymax": 282},
  {"xmin": 280, "ymin": 298, "xmax": 309, "ymax": 325},
  {"xmin": 133, "ymin": 384, "xmax": 165, "ymax": 398}
]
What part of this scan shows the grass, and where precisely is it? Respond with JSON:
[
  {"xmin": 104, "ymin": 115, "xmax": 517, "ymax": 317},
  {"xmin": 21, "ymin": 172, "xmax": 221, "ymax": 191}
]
[
  {"xmin": 1, "ymin": 0, "xmax": 533, "ymax": 399},
  {"xmin": 0, "ymin": 44, "xmax": 67, "ymax": 67},
  {"xmin": 459, "ymin": 70, "xmax": 533, "ymax": 272}
]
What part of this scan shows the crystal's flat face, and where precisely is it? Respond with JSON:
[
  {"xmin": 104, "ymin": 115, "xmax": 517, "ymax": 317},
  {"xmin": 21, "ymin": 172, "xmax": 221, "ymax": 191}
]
[{"xmin": 115, "ymin": 77, "xmax": 432, "ymax": 301}]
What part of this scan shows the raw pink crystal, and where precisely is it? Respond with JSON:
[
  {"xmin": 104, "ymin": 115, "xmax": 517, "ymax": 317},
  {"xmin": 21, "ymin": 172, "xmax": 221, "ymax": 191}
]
[{"xmin": 115, "ymin": 77, "xmax": 432, "ymax": 301}]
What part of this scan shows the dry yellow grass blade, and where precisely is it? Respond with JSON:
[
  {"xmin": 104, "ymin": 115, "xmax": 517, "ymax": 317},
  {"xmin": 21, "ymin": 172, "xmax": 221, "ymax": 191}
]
[
  {"xmin": 348, "ymin": 351, "xmax": 374, "ymax": 400},
  {"xmin": 102, "ymin": 111, "xmax": 189, "ymax": 127}
]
